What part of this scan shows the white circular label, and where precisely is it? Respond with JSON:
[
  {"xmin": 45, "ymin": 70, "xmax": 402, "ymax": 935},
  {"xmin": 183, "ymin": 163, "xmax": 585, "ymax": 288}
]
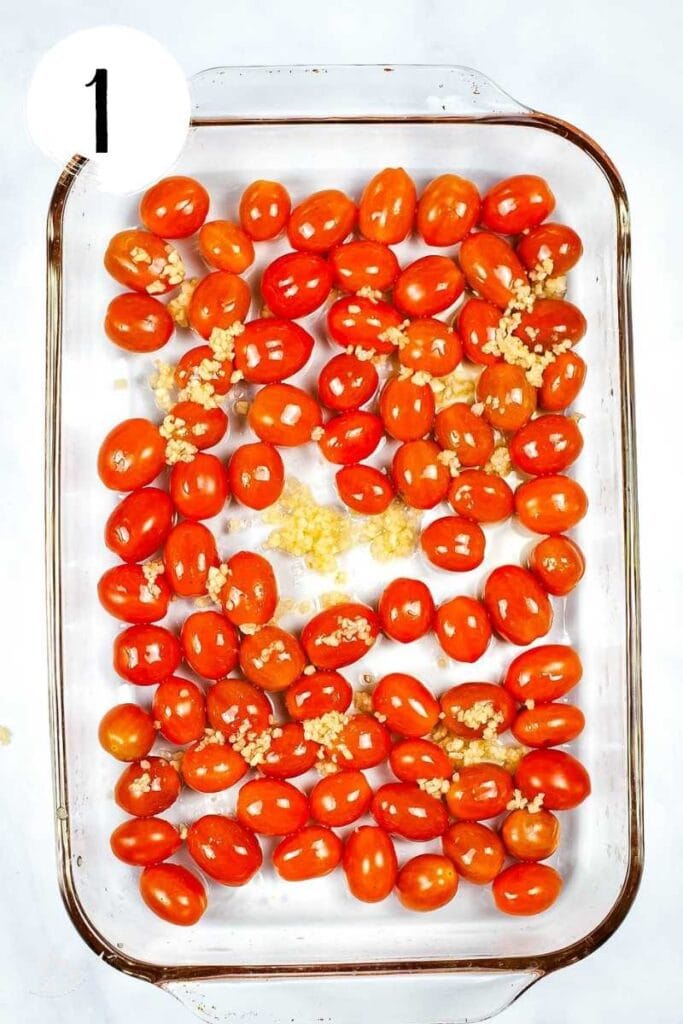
[{"xmin": 26, "ymin": 26, "xmax": 191, "ymax": 193}]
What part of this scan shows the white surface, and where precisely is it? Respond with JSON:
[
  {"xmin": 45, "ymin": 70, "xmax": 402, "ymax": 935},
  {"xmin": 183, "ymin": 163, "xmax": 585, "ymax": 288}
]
[{"xmin": 0, "ymin": 0, "xmax": 681, "ymax": 1021}]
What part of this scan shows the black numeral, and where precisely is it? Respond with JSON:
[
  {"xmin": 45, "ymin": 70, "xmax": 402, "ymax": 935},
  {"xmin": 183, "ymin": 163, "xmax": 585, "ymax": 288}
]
[{"xmin": 85, "ymin": 69, "xmax": 108, "ymax": 153}]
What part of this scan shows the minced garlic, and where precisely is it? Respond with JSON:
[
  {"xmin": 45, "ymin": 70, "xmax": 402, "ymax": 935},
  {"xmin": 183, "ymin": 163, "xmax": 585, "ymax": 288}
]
[
  {"xmin": 430, "ymin": 723, "xmax": 525, "ymax": 771},
  {"xmin": 320, "ymin": 591, "xmax": 351, "ymax": 609},
  {"xmin": 355, "ymin": 286, "xmax": 383, "ymax": 302},
  {"xmin": 437, "ymin": 449, "xmax": 462, "ymax": 477},
  {"xmin": 141, "ymin": 559, "xmax": 164, "ymax": 600},
  {"xmin": 377, "ymin": 320, "xmax": 410, "ymax": 349},
  {"xmin": 484, "ymin": 445, "xmax": 512, "ymax": 477},
  {"xmin": 208, "ymin": 321, "xmax": 244, "ymax": 362},
  {"xmin": 263, "ymin": 480, "xmax": 354, "ymax": 574},
  {"xmin": 452, "ymin": 700, "xmax": 505, "ymax": 742},
  {"xmin": 418, "ymin": 777, "xmax": 451, "ymax": 798},
  {"xmin": 358, "ymin": 500, "xmax": 420, "ymax": 562},
  {"xmin": 167, "ymin": 278, "xmax": 198, "ymax": 328},
  {"xmin": 149, "ymin": 360, "xmax": 177, "ymax": 412},
  {"xmin": 430, "ymin": 365, "xmax": 477, "ymax": 411},
  {"xmin": 303, "ymin": 710, "xmax": 349, "ymax": 749},
  {"xmin": 206, "ymin": 563, "xmax": 230, "ymax": 606},
  {"xmin": 506, "ymin": 789, "xmax": 545, "ymax": 813}
]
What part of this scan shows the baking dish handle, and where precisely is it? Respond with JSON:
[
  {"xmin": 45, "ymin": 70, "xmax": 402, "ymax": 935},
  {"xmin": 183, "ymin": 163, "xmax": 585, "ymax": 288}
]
[{"xmin": 162, "ymin": 969, "xmax": 543, "ymax": 1024}]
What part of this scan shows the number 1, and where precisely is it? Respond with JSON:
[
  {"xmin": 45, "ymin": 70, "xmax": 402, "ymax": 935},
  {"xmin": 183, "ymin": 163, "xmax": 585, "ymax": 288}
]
[{"xmin": 85, "ymin": 69, "xmax": 108, "ymax": 153}]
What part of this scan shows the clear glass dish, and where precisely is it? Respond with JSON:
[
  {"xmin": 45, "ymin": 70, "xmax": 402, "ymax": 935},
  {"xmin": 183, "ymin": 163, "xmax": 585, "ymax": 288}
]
[{"xmin": 45, "ymin": 65, "xmax": 642, "ymax": 1023}]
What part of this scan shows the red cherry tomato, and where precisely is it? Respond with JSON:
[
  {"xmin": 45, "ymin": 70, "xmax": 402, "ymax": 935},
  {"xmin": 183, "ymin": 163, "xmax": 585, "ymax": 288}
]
[
  {"xmin": 105, "ymin": 293, "xmax": 174, "ymax": 353},
  {"xmin": 331, "ymin": 715, "xmax": 391, "ymax": 771},
  {"xmin": 336, "ymin": 464, "xmax": 395, "ymax": 514},
  {"xmin": 528, "ymin": 534, "xmax": 585, "ymax": 596},
  {"xmin": 327, "ymin": 295, "xmax": 404, "ymax": 355},
  {"xmin": 378, "ymin": 577, "xmax": 434, "ymax": 643},
  {"xmin": 187, "ymin": 814, "xmax": 262, "ymax": 885},
  {"xmin": 234, "ymin": 318, "xmax": 314, "ymax": 383},
  {"xmin": 392, "ymin": 439, "xmax": 449, "ymax": 510},
  {"xmin": 237, "ymin": 778, "xmax": 309, "ymax": 836},
  {"xmin": 398, "ymin": 319, "xmax": 463, "ymax": 377},
  {"xmin": 301, "ymin": 602, "xmax": 379, "ymax": 669},
  {"xmin": 379, "ymin": 376, "xmax": 435, "ymax": 441},
  {"xmin": 393, "ymin": 256, "xmax": 464, "ymax": 318},
  {"xmin": 288, "ymin": 189, "xmax": 356, "ymax": 252},
  {"xmin": 515, "ymin": 749, "xmax": 591, "ymax": 810},
  {"xmin": 481, "ymin": 175, "xmax": 555, "ymax": 235},
  {"xmin": 206, "ymin": 678, "xmax": 273, "ymax": 735},
  {"xmin": 515, "ymin": 299, "xmax": 587, "ymax": 349},
  {"xmin": 140, "ymin": 176, "xmax": 209, "ymax": 238},
  {"xmin": 198, "ymin": 220, "xmax": 254, "ymax": 273},
  {"xmin": 97, "ymin": 563, "xmax": 171, "ymax": 624},
  {"xmin": 477, "ymin": 364, "xmax": 537, "ymax": 432},
  {"xmin": 248, "ymin": 382, "xmax": 322, "ymax": 446},
  {"xmin": 318, "ymin": 411, "xmax": 383, "ymax": 465},
  {"xmin": 310, "ymin": 771, "xmax": 373, "ymax": 827},
  {"xmin": 228, "ymin": 442, "xmax": 284, "ymax": 510},
  {"xmin": 170, "ymin": 452, "xmax": 229, "ymax": 521},
  {"xmin": 448, "ymin": 470, "xmax": 513, "ymax": 524},
  {"xmin": 98, "ymin": 703, "xmax": 156, "ymax": 761},
  {"xmin": 493, "ymin": 863, "xmax": 562, "ymax": 916},
  {"xmin": 239, "ymin": 179, "xmax": 291, "ymax": 241},
  {"xmin": 501, "ymin": 808, "xmax": 560, "ymax": 860},
  {"xmin": 517, "ymin": 222, "xmax": 583, "ymax": 274},
  {"xmin": 457, "ymin": 298, "xmax": 503, "ymax": 366},
  {"xmin": 397, "ymin": 854, "xmax": 458, "ymax": 912},
  {"xmin": 104, "ymin": 230, "xmax": 183, "ymax": 295},
  {"xmin": 417, "ymin": 174, "xmax": 481, "ymax": 246},
  {"xmin": 115, "ymin": 756, "xmax": 181, "ymax": 816},
  {"xmin": 220, "ymin": 550, "xmax": 278, "ymax": 627},
  {"xmin": 434, "ymin": 403, "xmax": 494, "ymax": 467},
  {"xmin": 459, "ymin": 232, "xmax": 529, "ymax": 309},
  {"xmin": 372, "ymin": 783, "xmax": 448, "ymax": 841},
  {"xmin": 510, "ymin": 414, "xmax": 583, "ymax": 476},
  {"xmin": 540, "ymin": 350, "xmax": 587, "ymax": 411},
  {"xmin": 440, "ymin": 682, "xmax": 515, "ymax": 739},
  {"xmin": 358, "ymin": 167, "xmax": 416, "ymax": 244},
  {"xmin": 105, "ymin": 487, "xmax": 174, "ymax": 563},
  {"xmin": 239, "ymin": 626, "xmax": 306, "ymax": 692},
  {"xmin": 434, "ymin": 597, "xmax": 492, "ymax": 663},
  {"xmin": 515, "ymin": 474, "xmax": 588, "ymax": 534},
  {"xmin": 504, "ymin": 644, "xmax": 583, "ymax": 703},
  {"xmin": 175, "ymin": 344, "xmax": 232, "ymax": 396},
  {"xmin": 421, "ymin": 516, "xmax": 486, "ymax": 573},
  {"xmin": 113, "ymin": 624, "xmax": 181, "ymax": 686},
  {"xmin": 188, "ymin": 271, "xmax": 251, "ymax": 339},
  {"xmin": 285, "ymin": 670, "xmax": 352, "ymax": 721},
  {"xmin": 330, "ymin": 240, "xmax": 399, "ymax": 293},
  {"xmin": 512, "ymin": 702, "xmax": 585, "ymax": 748},
  {"xmin": 170, "ymin": 401, "xmax": 229, "ymax": 450},
  {"xmin": 140, "ymin": 863, "xmax": 207, "ymax": 926},
  {"xmin": 343, "ymin": 825, "xmax": 398, "ymax": 903},
  {"xmin": 163, "ymin": 521, "xmax": 218, "ymax": 597},
  {"xmin": 260, "ymin": 252, "xmax": 333, "ymax": 318},
  {"xmin": 111, "ymin": 817, "xmax": 181, "ymax": 866},
  {"xmin": 272, "ymin": 825, "xmax": 342, "ymax": 880},
  {"xmin": 483, "ymin": 565, "xmax": 553, "ymax": 646},
  {"xmin": 317, "ymin": 353, "xmax": 379, "ymax": 412},
  {"xmin": 372, "ymin": 673, "xmax": 440, "ymax": 737},
  {"xmin": 442, "ymin": 821, "xmax": 505, "ymax": 884},
  {"xmin": 152, "ymin": 676, "xmax": 206, "ymax": 745},
  {"xmin": 98, "ymin": 418, "xmax": 165, "ymax": 491},
  {"xmin": 445, "ymin": 763, "xmax": 513, "ymax": 821},
  {"xmin": 260, "ymin": 722, "xmax": 319, "ymax": 779},
  {"xmin": 389, "ymin": 738, "xmax": 452, "ymax": 783},
  {"xmin": 181, "ymin": 738, "xmax": 248, "ymax": 793}
]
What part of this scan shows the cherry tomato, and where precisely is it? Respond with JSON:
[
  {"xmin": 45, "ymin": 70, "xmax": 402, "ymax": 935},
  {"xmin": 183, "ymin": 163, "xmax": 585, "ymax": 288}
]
[
  {"xmin": 330, "ymin": 240, "xmax": 399, "ymax": 293},
  {"xmin": 170, "ymin": 401, "xmax": 228, "ymax": 450},
  {"xmin": 398, "ymin": 319, "xmax": 463, "ymax": 377},
  {"xmin": 379, "ymin": 376, "xmax": 435, "ymax": 441},
  {"xmin": 234, "ymin": 318, "xmax": 314, "ymax": 383},
  {"xmin": 516, "ymin": 749, "xmax": 591, "ymax": 810},
  {"xmin": 448, "ymin": 470, "xmax": 513, "ymax": 524},
  {"xmin": 528, "ymin": 534, "xmax": 585, "ymax": 596},
  {"xmin": 260, "ymin": 722, "xmax": 319, "ymax": 779},
  {"xmin": 358, "ymin": 167, "xmax": 416, "ymax": 244},
  {"xmin": 440, "ymin": 682, "xmax": 515, "ymax": 739},
  {"xmin": 446, "ymin": 763, "xmax": 513, "ymax": 821},
  {"xmin": 175, "ymin": 344, "xmax": 232, "ymax": 396},
  {"xmin": 540, "ymin": 350, "xmax": 587, "ymax": 411},
  {"xmin": 493, "ymin": 863, "xmax": 562, "ymax": 916},
  {"xmin": 113, "ymin": 624, "xmax": 181, "ymax": 685},
  {"xmin": 140, "ymin": 176, "xmax": 209, "ymax": 238},
  {"xmin": 327, "ymin": 295, "xmax": 404, "ymax": 355},
  {"xmin": 105, "ymin": 487, "xmax": 174, "ymax": 563},
  {"xmin": 140, "ymin": 863, "xmax": 207, "ymax": 926},
  {"xmin": 343, "ymin": 825, "xmax": 397, "ymax": 903},
  {"xmin": 170, "ymin": 452, "xmax": 229, "ymax": 521},
  {"xmin": 188, "ymin": 271, "xmax": 251, "ymax": 339},
  {"xmin": 515, "ymin": 474, "xmax": 588, "ymax": 535},
  {"xmin": 239, "ymin": 626, "xmax": 306, "ymax": 692},
  {"xmin": 504, "ymin": 644, "xmax": 583, "ymax": 703},
  {"xmin": 459, "ymin": 232, "xmax": 528, "ymax": 309},
  {"xmin": 331, "ymin": 715, "xmax": 391, "ymax": 770},
  {"xmin": 501, "ymin": 808, "xmax": 560, "ymax": 861},
  {"xmin": 115, "ymin": 756, "xmax": 180, "ymax": 816},
  {"xmin": 378, "ymin": 577, "xmax": 434, "ymax": 643},
  {"xmin": 152, "ymin": 676, "xmax": 206, "ymax": 745},
  {"xmin": 261, "ymin": 251, "xmax": 333, "ymax": 318},
  {"xmin": 372, "ymin": 783, "xmax": 447, "ymax": 841},
  {"xmin": 417, "ymin": 173, "xmax": 481, "ymax": 246},
  {"xmin": 198, "ymin": 220, "xmax": 254, "ymax": 273},
  {"xmin": 310, "ymin": 771, "xmax": 372, "ymax": 827},
  {"xmin": 483, "ymin": 565, "xmax": 553, "ymax": 646},
  {"xmin": 510, "ymin": 414, "xmax": 583, "ymax": 476},
  {"xmin": 317, "ymin": 353, "xmax": 379, "ymax": 412},
  {"xmin": 372, "ymin": 673, "xmax": 440, "ymax": 737},
  {"xmin": 393, "ymin": 256, "xmax": 464, "ymax": 318},
  {"xmin": 392, "ymin": 439, "xmax": 449, "ymax": 509},
  {"xmin": 442, "ymin": 821, "xmax": 505, "ymax": 884},
  {"xmin": 515, "ymin": 299, "xmax": 587, "ymax": 350},
  {"xmin": 517, "ymin": 222, "xmax": 583, "ymax": 274},
  {"xmin": 105, "ymin": 293, "xmax": 174, "ymax": 353},
  {"xmin": 288, "ymin": 189, "xmax": 356, "ymax": 252},
  {"xmin": 512, "ymin": 702, "xmax": 585, "ymax": 748},
  {"xmin": 163, "ymin": 521, "xmax": 218, "ymax": 597},
  {"xmin": 457, "ymin": 298, "xmax": 503, "ymax": 366},
  {"xmin": 98, "ymin": 418, "xmax": 165, "ymax": 491},
  {"xmin": 237, "ymin": 778, "xmax": 309, "ymax": 836},
  {"xmin": 239, "ymin": 179, "xmax": 291, "ymax": 241},
  {"xmin": 206, "ymin": 678, "xmax": 273, "ymax": 735},
  {"xmin": 389, "ymin": 738, "xmax": 452, "ymax": 783},
  {"xmin": 397, "ymin": 854, "xmax": 458, "ymax": 912},
  {"xmin": 181, "ymin": 738, "xmax": 248, "ymax": 793},
  {"xmin": 228, "ymin": 442, "xmax": 284, "ymax": 510},
  {"xmin": 477, "ymin": 364, "xmax": 536, "ymax": 432},
  {"xmin": 319, "ymin": 411, "xmax": 383, "ymax": 465},
  {"xmin": 301, "ymin": 602, "xmax": 379, "ymax": 670},
  {"xmin": 187, "ymin": 814, "xmax": 262, "ymax": 886},
  {"xmin": 98, "ymin": 703, "xmax": 156, "ymax": 761},
  {"xmin": 104, "ymin": 230, "xmax": 183, "ymax": 295},
  {"xmin": 421, "ymin": 516, "xmax": 486, "ymax": 573},
  {"xmin": 434, "ymin": 403, "xmax": 494, "ymax": 467},
  {"xmin": 285, "ymin": 670, "xmax": 352, "ymax": 721},
  {"xmin": 272, "ymin": 825, "xmax": 342, "ymax": 881},
  {"xmin": 481, "ymin": 175, "xmax": 555, "ymax": 235},
  {"xmin": 220, "ymin": 550, "xmax": 278, "ymax": 627},
  {"xmin": 434, "ymin": 596, "xmax": 492, "ymax": 663},
  {"xmin": 111, "ymin": 817, "xmax": 181, "ymax": 866},
  {"xmin": 336, "ymin": 464, "xmax": 395, "ymax": 514},
  {"xmin": 248, "ymin": 382, "xmax": 322, "ymax": 446},
  {"xmin": 97, "ymin": 563, "xmax": 171, "ymax": 624}
]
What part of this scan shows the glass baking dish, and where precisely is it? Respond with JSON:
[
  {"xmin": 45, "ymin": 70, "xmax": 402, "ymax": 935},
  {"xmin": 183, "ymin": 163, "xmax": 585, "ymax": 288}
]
[{"xmin": 45, "ymin": 65, "xmax": 642, "ymax": 1023}]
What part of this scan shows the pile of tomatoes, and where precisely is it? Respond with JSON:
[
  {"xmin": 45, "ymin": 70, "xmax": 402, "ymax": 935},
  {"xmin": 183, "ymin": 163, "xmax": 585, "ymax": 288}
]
[{"xmin": 98, "ymin": 168, "xmax": 590, "ymax": 926}]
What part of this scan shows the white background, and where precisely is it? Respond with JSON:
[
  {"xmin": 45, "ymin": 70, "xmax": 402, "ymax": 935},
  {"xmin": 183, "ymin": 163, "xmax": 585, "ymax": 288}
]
[{"xmin": 1, "ymin": 1, "xmax": 681, "ymax": 1021}]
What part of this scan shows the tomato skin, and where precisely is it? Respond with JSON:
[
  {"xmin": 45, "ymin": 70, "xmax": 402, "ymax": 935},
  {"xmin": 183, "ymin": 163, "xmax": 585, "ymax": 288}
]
[
  {"xmin": 512, "ymin": 703, "xmax": 585, "ymax": 748},
  {"xmin": 104, "ymin": 230, "xmax": 182, "ymax": 294},
  {"xmin": 540, "ymin": 350, "xmax": 586, "ymax": 411},
  {"xmin": 273, "ymin": 825, "xmax": 343, "ymax": 881},
  {"xmin": 239, "ymin": 626, "xmax": 306, "ymax": 692},
  {"xmin": 140, "ymin": 863, "xmax": 207, "ymax": 926},
  {"xmin": 389, "ymin": 739, "xmax": 452, "ymax": 783},
  {"xmin": 248, "ymin": 382, "xmax": 322, "ymax": 446},
  {"xmin": 170, "ymin": 402, "xmax": 229, "ymax": 451},
  {"xmin": 169, "ymin": 452, "xmax": 229, "ymax": 521},
  {"xmin": 301, "ymin": 603, "xmax": 379, "ymax": 670},
  {"xmin": 140, "ymin": 176, "xmax": 209, "ymax": 238},
  {"xmin": 434, "ymin": 596, "xmax": 492, "ymax": 663},
  {"xmin": 260, "ymin": 252, "xmax": 333, "ymax": 319},
  {"xmin": 517, "ymin": 223, "xmax": 583, "ymax": 274},
  {"xmin": 285, "ymin": 670, "xmax": 352, "ymax": 721},
  {"xmin": 379, "ymin": 376, "xmax": 435, "ymax": 442},
  {"xmin": 163, "ymin": 521, "xmax": 218, "ymax": 597},
  {"xmin": 330, "ymin": 240, "xmax": 399, "ymax": 293},
  {"xmin": 206, "ymin": 678, "xmax": 273, "ymax": 735},
  {"xmin": 228, "ymin": 442, "xmax": 284, "ymax": 510},
  {"xmin": 493, "ymin": 863, "xmax": 562, "ymax": 916},
  {"xmin": 393, "ymin": 255, "xmax": 464, "ymax": 317},
  {"xmin": 378, "ymin": 577, "xmax": 434, "ymax": 643},
  {"xmin": 515, "ymin": 475, "xmax": 588, "ymax": 534},
  {"xmin": 98, "ymin": 418, "xmax": 165, "ymax": 491},
  {"xmin": 187, "ymin": 814, "xmax": 262, "ymax": 886},
  {"xmin": 481, "ymin": 175, "xmax": 555, "ymax": 235},
  {"xmin": 332, "ymin": 715, "xmax": 391, "ymax": 771},
  {"xmin": 319, "ymin": 411, "xmax": 384, "ymax": 465},
  {"xmin": 440, "ymin": 682, "xmax": 516, "ymax": 739},
  {"xmin": 239, "ymin": 179, "xmax": 291, "ymax": 241},
  {"xmin": 234, "ymin": 318, "xmax": 314, "ymax": 382},
  {"xmin": 318, "ymin": 353, "xmax": 379, "ymax": 412},
  {"xmin": 220, "ymin": 551, "xmax": 278, "ymax": 627},
  {"xmin": 372, "ymin": 673, "xmax": 440, "ymax": 738},
  {"xmin": 515, "ymin": 749, "xmax": 591, "ymax": 810},
  {"xmin": 392, "ymin": 439, "xmax": 450, "ymax": 510},
  {"xmin": 152, "ymin": 676, "xmax": 206, "ymax": 745},
  {"xmin": 372, "ymin": 783, "xmax": 448, "ymax": 841},
  {"xmin": 115, "ymin": 757, "xmax": 181, "ymax": 816},
  {"xmin": 181, "ymin": 739, "xmax": 248, "ymax": 793},
  {"xmin": 434, "ymin": 403, "xmax": 495, "ymax": 468},
  {"xmin": 105, "ymin": 487, "xmax": 174, "ymax": 563},
  {"xmin": 504, "ymin": 644, "xmax": 582, "ymax": 703},
  {"xmin": 417, "ymin": 174, "xmax": 481, "ymax": 246},
  {"xmin": 113, "ymin": 624, "xmax": 181, "ymax": 686},
  {"xmin": 459, "ymin": 232, "xmax": 529, "ymax": 309},
  {"xmin": 477, "ymin": 364, "xmax": 537, "ymax": 432},
  {"xmin": 421, "ymin": 516, "xmax": 486, "ymax": 573},
  {"xmin": 175, "ymin": 344, "xmax": 232, "ymax": 396},
  {"xmin": 288, "ymin": 189, "xmax": 356, "ymax": 252},
  {"xmin": 98, "ymin": 703, "xmax": 156, "ymax": 761},
  {"xmin": 510, "ymin": 414, "xmax": 583, "ymax": 476},
  {"xmin": 529, "ymin": 534, "xmax": 585, "ymax": 596},
  {"xmin": 237, "ymin": 778, "xmax": 309, "ymax": 836},
  {"xmin": 442, "ymin": 822, "xmax": 505, "ymax": 884},
  {"xmin": 198, "ymin": 220, "xmax": 255, "ymax": 273},
  {"xmin": 446, "ymin": 763, "xmax": 514, "ymax": 821},
  {"xmin": 336, "ymin": 464, "xmax": 394, "ymax": 515},
  {"xmin": 343, "ymin": 825, "xmax": 398, "ymax": 903},
  {"xmin": 515, "ymin": 299, "xmax": 587, "ymax": 349},
  {"xmin": 111, "ymin": 817, "xmax": 182, "ymax": 866},
  {"xmin": 259, "ymin": 722, "xmax": 319, "ymax": 779},
  {"xmin": 98, "ymin": 563, "xmax": 171, "ymax": 624},
  {"xmin": 358, "ymin": 167, "xmax": 416, "ymax": 244},
  {"xmin": 188, "ymin": 271, "xmax": 251, "ymax": 340},
  {"xmin": 397, "ymin": 854, "xmax": 459, "ymax": 912},
  {"xmin": 483, "ymin": 565, "xmax": 553, "ymax": 646},
  {"xmin": 310, "ymin": 771, "xmax": 373, "ymax": 827},
  {"xmin": 501, "ymin": 808, "xmax": 560, "ymax": 861},
  {"xmin": 457, "ymin": 298, "xmax": 503, "ymax": 366},
  {"xmin": 327, "ymin": 295, "xmax": 404, "ymax": 355},
  {"xmin": 448, "ymin": 470, "xmax": 513, "ymax": 524},
  {"xmin": 105, "ymin": 293, "xmax": 174, "ymax": 353},
  {"xmin": 398, "ymin": 319, "xmax": 462, "ymax": 377}
]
